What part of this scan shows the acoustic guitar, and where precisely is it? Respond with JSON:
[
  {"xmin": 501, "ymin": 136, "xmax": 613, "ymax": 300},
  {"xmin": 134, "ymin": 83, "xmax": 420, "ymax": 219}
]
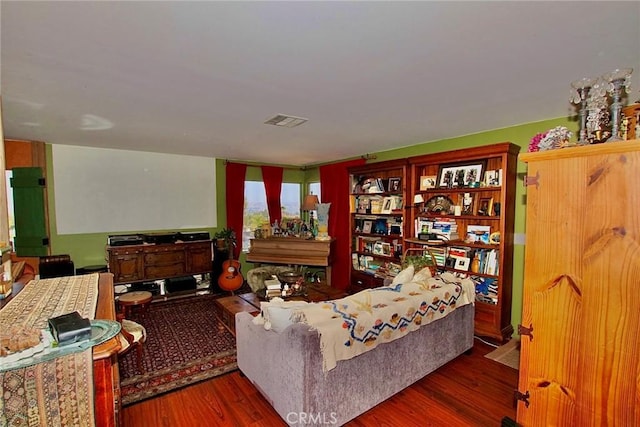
[{"xmin": 217, "ymin": 242, "xmax": 243, "ymax": 292}]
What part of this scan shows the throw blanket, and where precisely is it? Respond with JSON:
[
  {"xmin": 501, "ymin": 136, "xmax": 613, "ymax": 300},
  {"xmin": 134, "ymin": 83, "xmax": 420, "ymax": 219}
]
[
  {"xmin": 293, "ymin": 272, "xmax": 475, "ymax": 372},
  {"xmin": 0, "ymin": 274, "xmax": 99, "ymax": 427}
]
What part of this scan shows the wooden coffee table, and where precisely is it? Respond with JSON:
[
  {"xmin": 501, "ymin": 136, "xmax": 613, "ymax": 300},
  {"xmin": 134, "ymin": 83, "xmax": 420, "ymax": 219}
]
[
  {"xmin": 213, "ymin": 284, "xmax": 347, "ymax": 336},
  {"xmin": 305, "ymin": 282, "xmax": 347, "ymax": 302},
  {"xmin": 213, "ymin": 293, "xmax": 260, "ymax": 336}
]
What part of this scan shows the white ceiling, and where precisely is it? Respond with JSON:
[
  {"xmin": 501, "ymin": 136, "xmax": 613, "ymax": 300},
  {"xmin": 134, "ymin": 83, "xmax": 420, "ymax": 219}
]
[{"xmin": 1, "ymin": 1, "xmax": 639, "ymax": 166}]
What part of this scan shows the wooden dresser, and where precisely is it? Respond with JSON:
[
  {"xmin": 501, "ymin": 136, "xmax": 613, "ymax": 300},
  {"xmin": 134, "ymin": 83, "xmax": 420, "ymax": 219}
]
[
  {"xmin": 106, "ymin": 240, "xmax": 212, "ymax": 285},
  {"xmin": 517, "ymin": 140, "xmax": 640, "ymax": 425}
]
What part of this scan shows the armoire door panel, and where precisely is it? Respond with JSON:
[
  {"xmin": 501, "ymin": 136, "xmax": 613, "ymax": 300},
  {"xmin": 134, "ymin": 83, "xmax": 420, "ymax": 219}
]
[{"xmin": 519, "ymin": 141, "xmax": 640, "ymax": 426}]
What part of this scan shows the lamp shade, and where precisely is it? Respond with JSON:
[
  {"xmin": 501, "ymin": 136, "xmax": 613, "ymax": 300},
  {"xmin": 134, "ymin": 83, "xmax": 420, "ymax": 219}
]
[
  {"xmin": 302, "ymin": 194, "xmax": 320, "ymax": 211},
  {"xmin": 413, "ymin": 194, "xmax": 425, "ymax": 204}
]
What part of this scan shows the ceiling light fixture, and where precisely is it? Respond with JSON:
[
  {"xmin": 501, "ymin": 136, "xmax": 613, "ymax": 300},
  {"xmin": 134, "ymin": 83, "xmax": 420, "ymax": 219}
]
[{"xmin": 264, "ymin": 114, "xmax": 308, "ymax": 128}]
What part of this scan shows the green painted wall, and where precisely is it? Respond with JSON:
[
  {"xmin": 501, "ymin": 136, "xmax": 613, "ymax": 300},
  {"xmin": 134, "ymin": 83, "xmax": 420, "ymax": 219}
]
[{"xmin": 47, "ymin": 117, "xmax": 575, "ymax": 335}]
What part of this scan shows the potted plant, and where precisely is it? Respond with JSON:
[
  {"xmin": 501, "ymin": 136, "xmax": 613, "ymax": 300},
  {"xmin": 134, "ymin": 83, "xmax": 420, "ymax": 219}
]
[{"xmin": 214, "ymin": 228, "xmax": 236, "ymax": 251}]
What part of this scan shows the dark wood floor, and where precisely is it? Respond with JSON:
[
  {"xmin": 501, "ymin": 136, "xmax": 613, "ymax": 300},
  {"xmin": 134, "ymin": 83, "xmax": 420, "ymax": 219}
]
[{"xmin": 121, "ymin": 338, "xmax": 518, "ymax": 426}]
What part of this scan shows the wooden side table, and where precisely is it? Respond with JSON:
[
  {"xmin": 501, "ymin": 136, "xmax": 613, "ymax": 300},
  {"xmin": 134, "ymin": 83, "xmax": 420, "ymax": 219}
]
[{"xmin": 117, "ymin": 290, "xmax": 153, "ymax": 319}]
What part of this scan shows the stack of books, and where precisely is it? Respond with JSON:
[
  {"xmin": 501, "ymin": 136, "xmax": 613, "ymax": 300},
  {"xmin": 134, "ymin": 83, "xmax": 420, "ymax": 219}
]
[
  {"xmin": 415, "ymin": 217, "xmax": 459, "ymax": 241},
  {"xmin": 265, "ymin": 279, "xmax": 282, "ymax": 299}
]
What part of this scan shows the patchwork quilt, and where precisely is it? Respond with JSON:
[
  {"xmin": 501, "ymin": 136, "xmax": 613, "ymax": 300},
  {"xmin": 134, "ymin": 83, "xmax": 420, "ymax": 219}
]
[{"xmin": 292, "ymin": 272, "xmax": 475, "ymax": 372}]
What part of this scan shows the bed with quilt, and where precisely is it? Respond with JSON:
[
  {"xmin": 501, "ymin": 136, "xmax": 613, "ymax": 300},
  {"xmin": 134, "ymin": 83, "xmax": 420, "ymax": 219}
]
[{"xmin": 236, "ymin": 265, "xmax": 476, "ymax": 426}]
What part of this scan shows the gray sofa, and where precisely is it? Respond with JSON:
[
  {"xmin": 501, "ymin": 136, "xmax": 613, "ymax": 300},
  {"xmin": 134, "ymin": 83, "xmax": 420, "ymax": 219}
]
[{"xmin": 236, "ymin": 302, "xmax": 474, "ymax": 426}]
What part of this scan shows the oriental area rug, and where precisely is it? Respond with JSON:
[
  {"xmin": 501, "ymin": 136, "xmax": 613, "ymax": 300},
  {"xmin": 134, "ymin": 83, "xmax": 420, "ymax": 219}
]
[{"xmin": 119, "ymin": 294, "xmax": 237, "ymax": 406}]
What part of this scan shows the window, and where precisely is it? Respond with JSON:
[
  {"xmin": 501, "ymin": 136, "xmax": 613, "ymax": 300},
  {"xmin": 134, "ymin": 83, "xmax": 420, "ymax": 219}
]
[
  {"xmin": 242, "ymin": 181, "xmax": 301, "ymax": 251},
  {"xmin": 309, "ymin": 182, "xmax": 321, "ymax": 202}
]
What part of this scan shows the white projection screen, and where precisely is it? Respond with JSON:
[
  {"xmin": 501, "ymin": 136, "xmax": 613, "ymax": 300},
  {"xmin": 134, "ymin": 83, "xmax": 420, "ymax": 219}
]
[{"xmin": 52, "ymin": 144, "xmax": 217, "ymax": 234}]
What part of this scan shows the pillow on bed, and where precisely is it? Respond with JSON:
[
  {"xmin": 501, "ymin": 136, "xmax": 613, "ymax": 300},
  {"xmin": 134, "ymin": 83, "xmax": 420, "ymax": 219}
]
[
  {"xmin": 397, "ymin": 267, "xmax": 435, "ymax": 293},
  {"xmin": 412, "ymin": 266, "xmax": 433, "ymax": 282},
  {"xmin": 390, "ymin": 265, "xmax": 415, "ymax": 285},
  {"xmin": 252, "ymin": 298, "xmax": 309, "ymax": 333}
]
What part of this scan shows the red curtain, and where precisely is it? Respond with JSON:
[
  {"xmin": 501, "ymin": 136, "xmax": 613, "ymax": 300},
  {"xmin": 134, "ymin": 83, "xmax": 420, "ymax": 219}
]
[
  {"xmin": 261, "ymin": 165, "xmax": 284, "ymax": 225},
  {"xmin": 225, "ymin": 162, "xmax": 247, "ymax": 260},
  {"xmin": 320, "ymin": 158, "xmax": 365, "ymax": 290}
]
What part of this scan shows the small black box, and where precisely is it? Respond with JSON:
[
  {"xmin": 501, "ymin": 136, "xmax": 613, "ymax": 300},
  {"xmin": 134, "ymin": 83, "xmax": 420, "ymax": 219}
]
[
  {"xmin": 165, "ymin": 276, "xmax": 197, "ymax": 293},
  {"xmin": 108, "ymin": 234, "xmax": 144, "ymax": 246},
  {"xmin": 142, "ymin": 233, "xmax": 178, "ymax": 244},
  {"xmin": 178, "ymin": 231, "xmax": 210, "ymax": 241},
  {"xmin": 48, "ymin": 311, "xmax": 92, "ymax": 345}
]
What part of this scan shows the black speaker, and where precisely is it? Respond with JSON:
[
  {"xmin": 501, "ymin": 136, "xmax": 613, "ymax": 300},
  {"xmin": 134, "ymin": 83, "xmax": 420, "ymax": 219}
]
[{"xmin": 165, "ymin": 276, "xmax": 197, "ymax": 293}]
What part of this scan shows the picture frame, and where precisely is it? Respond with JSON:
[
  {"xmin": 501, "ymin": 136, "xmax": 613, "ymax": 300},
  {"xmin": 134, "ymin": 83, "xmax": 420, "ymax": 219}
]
[
  {"xmin": 369, "ymin": 196, "xmax": 383, "ymax": 214},
  {"xmin": 459, "ymin": 192, "xmax": 475, "ymax": 216},
  {"xmin": 419, "ymin": 175, "xmax": 437, "ymax": 191},
  {"xmin": 389, "ymin": 224, "xmax": 402, "ymax": 235},
  {"xmin": 391, "ymin": 195, "xmax": 403, "ymax": 210},
  {"xmin": 373, "ymin": 241, "xmax": 384, "ymax": 255},
  {"xmin": 453, "ymin": 256, "xmax": 470, "ymax": 271},
  {"xmin": 381, "ymin": 196, "xmax": 394, "ymax": 214},
  {"xmin": 362, "ymin": 220, "xmax": 373, "ymax": 234},
  {"xmin": 357, "ymin": 196, "xmax": 370, "ymax": 214},
  {"xmin": 381, "ymin": 242, "xmax": 392, "ymax": 256},
  {"xmin": 437, "ymin": 160, "xmax": 487, "ymax": 188},
  {"xmin": 374, "ymin": 218, "xmax": 388, "ymax": 234},
  {"xmin": 387, "ymin": 177, "xmax": 402, "ymax": 193},
  {"xmin": 484, "ymin": 170, "xmax": 499, "ymax": 187},
  {"xmin": 476, "ymin": 197, "xmax": 494, "ymax": 216}
]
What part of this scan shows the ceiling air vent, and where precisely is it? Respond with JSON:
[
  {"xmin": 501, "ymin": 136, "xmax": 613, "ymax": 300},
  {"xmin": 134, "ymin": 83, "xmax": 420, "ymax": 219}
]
[{"xmin": 264, "ymin": 114, "xmax": 308, "ymax": 128}]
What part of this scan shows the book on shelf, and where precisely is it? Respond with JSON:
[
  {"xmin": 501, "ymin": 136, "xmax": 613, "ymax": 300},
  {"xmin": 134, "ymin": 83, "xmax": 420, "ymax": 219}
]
[
  {"xmin": 427, "ymin": 246, "xmax": 447, "ymax": 267},
  {"xmin": 352, "ymin": 253, "xmax": 360, "ymax": 270},
  {"xmin": 484, "ymin": 249, "xmax": 498, "ymax": 275},
  {"xmin": 448, "ymin": 246, "xmax": 470, "ymax": 258},
  {"xmin": 369, "ymin": 196, "xmax": 384, "ymax": 214}
]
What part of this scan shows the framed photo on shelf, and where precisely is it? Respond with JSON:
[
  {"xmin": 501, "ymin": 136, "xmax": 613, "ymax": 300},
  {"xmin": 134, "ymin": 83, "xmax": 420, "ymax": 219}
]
[
  {"xmin": 484, "ymin": 169, "xmax": 501, "ymax": 187},
  {"xmin": 391, "ymin": 195, "xmax": 403, "ymax": 210},
  {"xmin": 419, "ymin": 175, "xmax": 437, "ymax": 190},
  {"xmin": 357, "ymin": 197, "xmax": 370, "ymax": 214},
  {"xmin": 373, "ymin": 242, "xmax": 384, "ymax": 255},
  {"xmin": 381, "ymin": 197, "xmax": 394, "ymax": 214},
  {"xmin": 437, "ymin": 160, "xmax": 487, "ymax": 188},
  {"xmin": 362, "ymin": 220, "xmax": 373, "ymax": 234},
  {"xmin": 476, "ymin": 197, "xmax": 494, "ymax": 216},
  {"xmin": 387, "ymin": 177, "xmax": 402, "ymax": 192},
  {"xmin": 453, "ymin": 256, "xmax": 470, "ymax": 271},
  {"xmin": 459, "ymin": 192, "xmax": 475, "ymax": 215},
  {"xmin": 369, "ymin": 196, "xmax": 383, "ymax": 214},
  {"xmin": 382, "ymin": 242, "xmax": 392, "ymax": 256}
]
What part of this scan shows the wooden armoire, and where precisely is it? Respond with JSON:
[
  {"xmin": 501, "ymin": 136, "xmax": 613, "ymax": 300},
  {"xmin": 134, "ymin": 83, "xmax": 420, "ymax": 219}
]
[{"xmin": 517, "ymin": 140, "xmax": 640, "ymax": 425}]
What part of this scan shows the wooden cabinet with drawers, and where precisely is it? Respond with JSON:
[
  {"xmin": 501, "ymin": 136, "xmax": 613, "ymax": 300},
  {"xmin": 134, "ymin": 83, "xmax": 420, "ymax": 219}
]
[{"xmin": 106, "ymin": 240, "xmax": 212, "ymax": 285}]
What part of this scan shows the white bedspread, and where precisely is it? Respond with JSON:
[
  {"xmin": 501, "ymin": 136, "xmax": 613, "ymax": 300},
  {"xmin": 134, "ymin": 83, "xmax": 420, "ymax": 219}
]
[{"xmin": 292, "ymin": 272, "xmax": 475, "ymax": 371}]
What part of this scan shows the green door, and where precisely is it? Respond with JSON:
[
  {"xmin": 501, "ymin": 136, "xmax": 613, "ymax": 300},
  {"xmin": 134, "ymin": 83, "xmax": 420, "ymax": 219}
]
[{"xmin": 10, "ymin": 167, "xmax": 49, "ymax": 256}]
